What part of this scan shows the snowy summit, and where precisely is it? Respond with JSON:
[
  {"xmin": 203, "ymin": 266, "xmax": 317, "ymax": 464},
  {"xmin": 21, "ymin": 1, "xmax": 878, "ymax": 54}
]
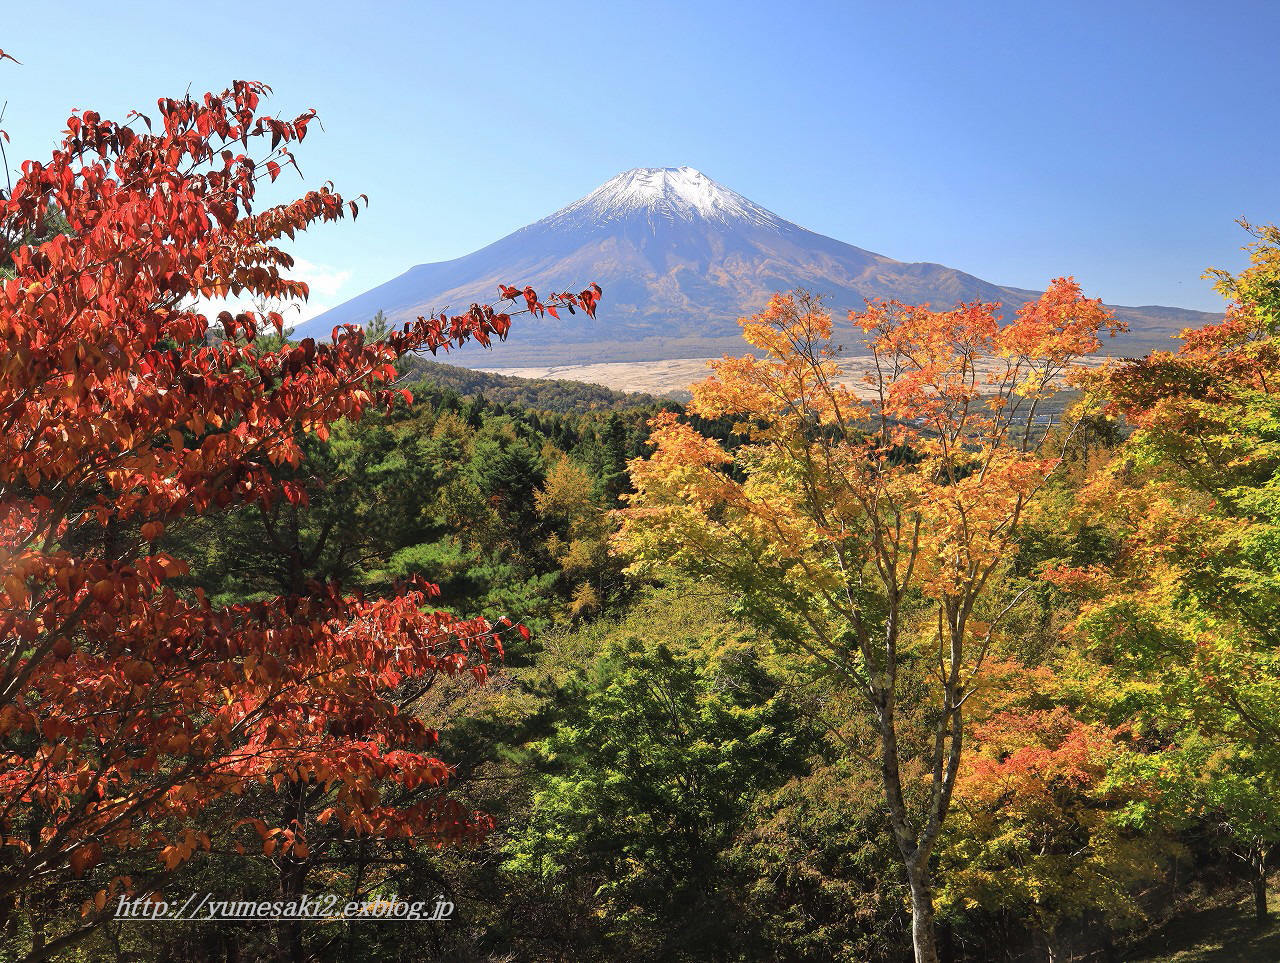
[{"xmin": 550, "ymin": 166, "xmax": 785, "ymax": 229}]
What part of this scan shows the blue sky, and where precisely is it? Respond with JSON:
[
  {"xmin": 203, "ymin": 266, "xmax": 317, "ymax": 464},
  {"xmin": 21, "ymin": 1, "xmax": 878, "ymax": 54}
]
[{"xmin": 4, "ymin": 1, "xmax": 1276, "ymax": 317}]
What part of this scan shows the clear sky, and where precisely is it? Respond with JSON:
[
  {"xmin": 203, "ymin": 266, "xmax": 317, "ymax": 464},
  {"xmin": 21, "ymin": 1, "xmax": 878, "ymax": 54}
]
[{"xmin": 4, "ymin": 1, "xmax": 1276, "ymax": 318}]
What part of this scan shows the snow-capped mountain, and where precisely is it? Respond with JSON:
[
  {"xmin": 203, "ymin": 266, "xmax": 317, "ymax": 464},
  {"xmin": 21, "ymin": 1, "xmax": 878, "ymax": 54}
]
[
  {"xmin": 293, "ymin": 167, "xmax": 1215, "ymax": 364},
  {"xmin": 556, "ymin": 166, "xmax": 786, "ymax": 229}
]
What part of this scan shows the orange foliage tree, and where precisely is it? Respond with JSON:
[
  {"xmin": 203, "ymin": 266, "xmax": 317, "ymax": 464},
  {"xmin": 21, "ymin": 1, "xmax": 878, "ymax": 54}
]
[
  {"xmin": 0, "ymin": 79, "xmax": 599, "ymax": 956},
  {"xmin": 937, "ymin": 708, "xmax": 1168, "ymax": 960},
  {"xmin": 616, "ymin": 285, "xmax": 1120, "ymax": 963},
  {"xmin": 1045, "ymin": 221, "xmax": 1280, "ymax": 922}
]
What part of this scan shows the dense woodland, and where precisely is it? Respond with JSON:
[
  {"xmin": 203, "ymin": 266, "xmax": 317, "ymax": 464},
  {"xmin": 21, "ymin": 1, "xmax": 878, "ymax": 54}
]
[{"xmin": 3, "ymin": 80, "xmax": 1280, "ymax": 963}]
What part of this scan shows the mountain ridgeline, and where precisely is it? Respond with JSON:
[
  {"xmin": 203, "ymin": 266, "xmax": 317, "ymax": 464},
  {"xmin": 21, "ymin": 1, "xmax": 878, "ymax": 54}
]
[{"xmin": 296, "ymin": 167, "xmax": 1217, "ymax": 364}]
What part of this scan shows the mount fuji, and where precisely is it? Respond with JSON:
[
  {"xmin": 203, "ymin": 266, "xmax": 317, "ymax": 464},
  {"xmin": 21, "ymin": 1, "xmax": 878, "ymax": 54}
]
[{"xmin": 293, "ymin": 167, "xmax": 1215, "ymax": 365}]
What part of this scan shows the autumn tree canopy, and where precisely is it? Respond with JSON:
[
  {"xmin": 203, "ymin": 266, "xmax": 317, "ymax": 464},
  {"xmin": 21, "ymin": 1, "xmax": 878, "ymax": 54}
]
[
  {"xmin": 616, "ymin": 283, "xmax": 1121, "ymax": 963},
  {"xmin": 0, "ymin": 79, "xmax": 599, "ymax": 958},
  {"xmin": 1048, "ymin": 220, "xmax": 1280, "ymax": 923}
]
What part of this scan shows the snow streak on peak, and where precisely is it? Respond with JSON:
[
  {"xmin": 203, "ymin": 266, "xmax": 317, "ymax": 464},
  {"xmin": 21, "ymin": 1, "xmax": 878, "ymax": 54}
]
[{"xmin": 551, "ymin": 166, "xmax": 787, "ymax": 230}]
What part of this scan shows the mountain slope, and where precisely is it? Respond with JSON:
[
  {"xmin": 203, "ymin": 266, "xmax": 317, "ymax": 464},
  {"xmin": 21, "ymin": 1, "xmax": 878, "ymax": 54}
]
[{"xmin": 294, "ymin": 167, "xmax": 1216, "ymax": 362}]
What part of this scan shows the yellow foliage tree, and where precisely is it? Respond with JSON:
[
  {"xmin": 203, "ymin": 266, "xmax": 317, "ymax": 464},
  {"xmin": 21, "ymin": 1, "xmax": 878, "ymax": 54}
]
[{"xmin": 615, "ymin": 284, "xmax": 1122, "ymax": 963}]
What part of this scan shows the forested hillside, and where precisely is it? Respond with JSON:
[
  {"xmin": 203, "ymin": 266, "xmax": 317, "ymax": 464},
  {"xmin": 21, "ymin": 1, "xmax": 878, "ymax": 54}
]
[
  {"xmin": 402, "ymin": 355, "xmax": 673, "ymax": 412},
  {"xmin": 3, "ymin": 72, "xmax": 1279, "ymax": 963}
]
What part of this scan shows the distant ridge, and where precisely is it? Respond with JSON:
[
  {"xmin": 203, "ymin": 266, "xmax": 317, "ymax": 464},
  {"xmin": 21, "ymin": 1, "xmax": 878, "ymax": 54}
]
[{"xmin": 295, "ymin": 167, "xmax": 1217, "ymax": 363}]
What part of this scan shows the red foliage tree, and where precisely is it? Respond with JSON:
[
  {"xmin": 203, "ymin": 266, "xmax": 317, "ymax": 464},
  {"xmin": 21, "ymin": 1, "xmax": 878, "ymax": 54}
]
[{"xmin": 0, "ymin": 78, "xmax": 599, "ymax": 953}]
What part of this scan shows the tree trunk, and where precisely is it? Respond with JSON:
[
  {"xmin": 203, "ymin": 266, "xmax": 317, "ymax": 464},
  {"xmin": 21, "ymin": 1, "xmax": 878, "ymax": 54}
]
[
  {"xmin": 908, "ymin": 868, "xmax": 940, "ymax": 963},
  {"xmin": 277, "ymin": 782, "xmax": 309, "ymax": 963},
  {"xmin": 938, "ymin": 918, "xmax": 956, "ymax": 963},
  {"xmin": 276, "ymin": 844, "xmax": 310, "ymax": 963},
  {"xmin": 1044, "ymin": 933, "xmax": 1058, "ymax": 963},
  {"xmin": 1253, "ymin": 852, "xmax": 1269, "ymax": 923}
]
